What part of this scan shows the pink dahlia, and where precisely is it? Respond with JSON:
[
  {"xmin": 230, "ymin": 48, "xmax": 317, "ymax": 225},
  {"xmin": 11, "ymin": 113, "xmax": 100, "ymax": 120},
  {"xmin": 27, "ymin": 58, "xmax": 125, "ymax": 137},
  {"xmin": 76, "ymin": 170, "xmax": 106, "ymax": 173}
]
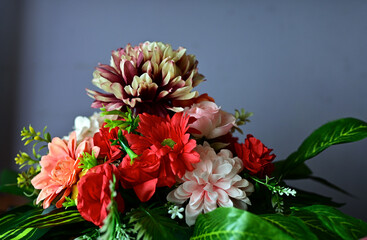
[
  {"xmin": 167, "ymin": 142, "xmax": 254, "ymax": 226},
  {"xmin": 87, "ymin": 41, "xmax": 205, "ymax": 116},
  {"xmin": 31, "ymin": 132, "xmax": 99, "ymax": 209}
]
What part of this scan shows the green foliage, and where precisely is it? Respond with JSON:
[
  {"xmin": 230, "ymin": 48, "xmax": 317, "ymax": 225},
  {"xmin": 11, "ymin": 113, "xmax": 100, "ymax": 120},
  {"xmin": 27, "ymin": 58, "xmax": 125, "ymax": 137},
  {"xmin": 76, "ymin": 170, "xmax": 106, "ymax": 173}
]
[
  {"xmin": 111, "ymin": 129, "xmax": 139, "ymax": 164},
  {"xmin": 79, "ymin": 151, "xmax": 98, "ymax": 170},
  {"xmin": 232, "ymin": 108, "xmax": 253, "ymax": 134},
  {"xmin": 0, "ymin": 204, "xmax": 84, "ymax": 239},
  {"xmin": 260, "ymin": 214, "xmax": 318, "ymax": 240},
  {"xmin": 101, "ymin": 107, "xmax": 140, "ymax": 133},
  {"xmin": 128, "ymin": 205, "xmax": 190, "ymax": 240},
  {"xmin": 99, "ymin": 174, "xmax": 135, "ymax": 240},
  {"xmin": 16, "ymin": 166, "xmax": 40, "ymax": 196},
  {"xmin": 291, "ymin": 205, "xmax": 367, "ymax": 240},
  {"xmin": 250, "ymin": 176, "xmax": 296, "ymax": 213},
  {"xmin": 0, "ymin": 169, "xmax": 29, "ymax": 196},
  {"xmin": 192, "ymin": 207, "xmax": 293, "ymax": 240},
  {"xmin": 62, "ymin": 196, "xmax": 77, "ymax": 209},
  {"xmin": 281, "ymin": 118, "xmax": 367, "ymax": 178},
  {"xmin": 192, "ymin": 206, "xmax": 367, "ymax": 240},
  {"xmin": 20, "ymin": 125, "xmax": 51, "ymax": 150}
]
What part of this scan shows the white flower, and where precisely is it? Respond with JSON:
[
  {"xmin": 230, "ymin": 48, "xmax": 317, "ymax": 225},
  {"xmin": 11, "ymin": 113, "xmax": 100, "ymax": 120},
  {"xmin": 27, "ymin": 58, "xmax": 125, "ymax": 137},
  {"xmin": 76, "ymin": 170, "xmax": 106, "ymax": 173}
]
[
  {"xmin": 168, "ymin": 205, "xmax": 184, "ymax": 219},
  {"xmin": 64, "ymin": 112, "xmax": 117, "ymax": 142}
]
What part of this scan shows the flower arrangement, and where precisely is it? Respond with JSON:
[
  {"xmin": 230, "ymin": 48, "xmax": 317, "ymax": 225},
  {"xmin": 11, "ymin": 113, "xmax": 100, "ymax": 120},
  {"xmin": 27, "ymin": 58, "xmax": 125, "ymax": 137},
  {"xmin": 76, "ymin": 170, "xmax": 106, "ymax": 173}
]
[{"xmin": 1, "ymin": 41, "xmax": 367, "ymax": 240}]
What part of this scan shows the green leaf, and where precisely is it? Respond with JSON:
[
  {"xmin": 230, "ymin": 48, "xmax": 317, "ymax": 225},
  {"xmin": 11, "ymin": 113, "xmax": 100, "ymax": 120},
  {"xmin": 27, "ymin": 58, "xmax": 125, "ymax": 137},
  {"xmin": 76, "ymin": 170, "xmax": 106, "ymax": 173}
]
[
  {"xmin": 0, "ymin": 169, "xmax": 25, "ymax": 196},
  {"xmin": 260, "ymin": 214, "xmax": 317, "ymax": 240},
  {"xmin": 281, "ymin": 118, "xmax": 367, "ymax": 177},
  {"xmin": 308, "ymin": 176, "xmax": 353, "ymax": 196},
  {"xmin": 21, "ymin": 209, "xmax": 84, "ymax": 228},
  {"xmin": 273, "ymin": 161, "xmax": 312, "ymax": 180},
  {"xmin": 283, "ymin": 188, "xmax": 343, "ymax": 209},
  {"xmin": 129, "ymin": 206, "xmax": 190, "ymax": 240},
  {"xmin": 0, "ymin": 206, "xmax": 84, "ymax": 240},
  {"xmin": 0, "ymin": 227, "xmax": 49, "ymax": 240},
  {"xmin": 191, "ymin": 207, "xmax": 294, "ymax": 240},
  {"xmin": 291, "ymin": 205, "xmax": 367, "ymax": 240}
]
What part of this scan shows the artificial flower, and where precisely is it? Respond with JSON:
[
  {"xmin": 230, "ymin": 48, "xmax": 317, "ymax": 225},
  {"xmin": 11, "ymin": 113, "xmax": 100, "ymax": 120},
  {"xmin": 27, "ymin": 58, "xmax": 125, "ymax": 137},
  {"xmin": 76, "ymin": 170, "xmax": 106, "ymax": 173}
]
[
  {"xmin": 64, "ymin": 112, "xmax": 118, "ymax": 142},
  {"xmin": 77, "ymin": 163, "xmax": 124, "ymax": 227},
  {"xmin": 119, "ymin": 112, "xmax": 200, "ymax": 202},
  {"xmin": 31, "ymin": 132, "xmax": 99, "ymax": 209},
  {"xmin": 93, "ymin": 123, "xmax": 122, "ymax": 162},
  {"xmin": 167, "ymin": 142, "xmax": 254, "ymax": 226},
  {"xmin": 86, "ymin": 41, "xmax": 205, "ymax": 116},
  {"xmin": 184, "ymin": 101, "xmax": 236, "ymax": 139},
  {"xmin": 235, "ymin": 134, "xmax": 276, "ymax": 178}
]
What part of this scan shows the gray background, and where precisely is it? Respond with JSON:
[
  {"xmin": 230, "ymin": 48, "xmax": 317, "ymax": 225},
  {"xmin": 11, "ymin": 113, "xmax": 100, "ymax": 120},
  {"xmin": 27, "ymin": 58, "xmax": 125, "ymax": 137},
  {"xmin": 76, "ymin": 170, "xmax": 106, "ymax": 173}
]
[{"xmin": 1, "ymin": 0, "xmax": 366, "ymax": 220}]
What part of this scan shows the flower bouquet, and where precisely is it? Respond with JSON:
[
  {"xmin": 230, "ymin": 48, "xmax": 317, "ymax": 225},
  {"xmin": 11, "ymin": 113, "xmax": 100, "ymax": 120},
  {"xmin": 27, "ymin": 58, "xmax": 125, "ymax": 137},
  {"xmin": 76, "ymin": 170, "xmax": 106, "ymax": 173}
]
[{"xmin": 1, "ymin": 41, "xmax": 367, "ymax": 240}]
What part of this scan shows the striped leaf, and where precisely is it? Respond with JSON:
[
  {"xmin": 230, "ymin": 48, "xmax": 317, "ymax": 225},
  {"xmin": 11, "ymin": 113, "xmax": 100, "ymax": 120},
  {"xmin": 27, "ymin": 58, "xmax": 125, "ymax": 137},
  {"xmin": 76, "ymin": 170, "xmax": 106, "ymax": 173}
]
[{"xmin": 0, "ymin": 206, "xmax": 84, "ymax": 240}]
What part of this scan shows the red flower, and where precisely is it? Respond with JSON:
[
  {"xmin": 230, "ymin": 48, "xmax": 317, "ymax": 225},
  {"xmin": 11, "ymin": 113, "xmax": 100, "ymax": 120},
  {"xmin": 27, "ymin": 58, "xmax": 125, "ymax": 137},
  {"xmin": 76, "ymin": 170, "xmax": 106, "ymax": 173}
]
[
  {"xmin": 93, "ymin": 123, "xmax": 122, "ymax": 162},
  {"xmin": 235, "ymin": 134, "xmax": 276, "ymax": 178},
  {"xmin": 77, "ymin": 163, "xmax": 124, "ymax": 227},
  {"xmin": 119, "ymin": 112, "xmax": 200, "ymax": 202}
]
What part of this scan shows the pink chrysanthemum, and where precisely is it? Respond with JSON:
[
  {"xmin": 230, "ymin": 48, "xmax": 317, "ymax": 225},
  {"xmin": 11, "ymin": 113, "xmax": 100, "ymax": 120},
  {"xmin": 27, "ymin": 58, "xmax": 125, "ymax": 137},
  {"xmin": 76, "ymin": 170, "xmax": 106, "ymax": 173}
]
[
  {"xmin": 87, "ymin": 41, "xmax": 205, "ymax": 116},
  {"xmin": 31, "ymin": 132, "xmax": 99, "ymax": 209},
  {"xmin": 167, "ymin": 142, "xmax": 254, "ymax": 226}
]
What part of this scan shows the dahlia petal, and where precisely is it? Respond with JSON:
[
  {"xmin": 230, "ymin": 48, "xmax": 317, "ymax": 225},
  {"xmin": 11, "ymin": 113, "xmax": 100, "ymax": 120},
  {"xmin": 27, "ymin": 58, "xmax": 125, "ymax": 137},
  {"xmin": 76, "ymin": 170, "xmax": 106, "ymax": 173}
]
[
  {"xmin": 110, "ymin": 82, "xmax": 124, "ymax": 99},
  {"xmin": 185, "ymin": 203, "xmax": 203, "ymax": 226}
]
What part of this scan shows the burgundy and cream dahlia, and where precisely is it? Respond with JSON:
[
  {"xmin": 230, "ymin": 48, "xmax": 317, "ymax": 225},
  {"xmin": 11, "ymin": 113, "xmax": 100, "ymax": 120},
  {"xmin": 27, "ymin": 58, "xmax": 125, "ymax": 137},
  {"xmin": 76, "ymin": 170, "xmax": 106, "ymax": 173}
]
[{"xmin": 87, "ymin": 41, "xmax": 205, "ymax": 116}]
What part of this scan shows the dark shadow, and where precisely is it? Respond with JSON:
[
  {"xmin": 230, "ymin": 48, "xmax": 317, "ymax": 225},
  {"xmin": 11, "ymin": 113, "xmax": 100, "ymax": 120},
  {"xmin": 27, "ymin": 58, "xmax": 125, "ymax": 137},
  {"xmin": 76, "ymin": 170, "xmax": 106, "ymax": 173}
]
[{"xmin": 0, "ymin": 0, "xmax": 24, "ymax": 171}]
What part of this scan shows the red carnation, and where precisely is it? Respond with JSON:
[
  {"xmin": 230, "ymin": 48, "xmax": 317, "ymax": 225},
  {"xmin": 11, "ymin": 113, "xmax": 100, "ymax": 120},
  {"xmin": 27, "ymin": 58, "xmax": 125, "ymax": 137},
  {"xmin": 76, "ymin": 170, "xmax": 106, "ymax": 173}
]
[
  {"xmin": 93, "ymin": 123, "xmax": 122, "ymax": 162},
  {"xmin": 235, "ymin": 134, "xmax": 276, "ymax": 178},
  {"xmin": 77, "ymin": 163, "xmax": 124, "ymax": 227},
  {"xmin": 119, "ymin": 112, "xmax": 200, "ymax": 202}
]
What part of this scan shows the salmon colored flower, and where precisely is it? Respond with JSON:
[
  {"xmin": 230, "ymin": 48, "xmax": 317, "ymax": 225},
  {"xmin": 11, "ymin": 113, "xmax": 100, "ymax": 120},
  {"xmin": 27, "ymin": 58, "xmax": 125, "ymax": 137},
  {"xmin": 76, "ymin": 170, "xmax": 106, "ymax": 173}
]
[{"xmin": 31, "ymin": 132, "xmax": 99, "ymax": 209}]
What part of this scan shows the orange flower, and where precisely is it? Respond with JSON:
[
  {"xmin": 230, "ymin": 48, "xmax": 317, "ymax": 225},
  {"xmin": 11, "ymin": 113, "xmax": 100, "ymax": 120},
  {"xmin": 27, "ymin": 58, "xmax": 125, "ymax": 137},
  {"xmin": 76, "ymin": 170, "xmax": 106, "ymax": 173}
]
[{"xmin": 31, "ymin": 132, "xmax": 99, "ymax": 209}]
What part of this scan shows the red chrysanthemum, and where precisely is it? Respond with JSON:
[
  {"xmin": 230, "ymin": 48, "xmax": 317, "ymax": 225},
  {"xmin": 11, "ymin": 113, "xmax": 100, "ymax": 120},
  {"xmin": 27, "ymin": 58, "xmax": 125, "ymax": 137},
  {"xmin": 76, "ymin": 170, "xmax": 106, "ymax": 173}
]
[
  {"xmin": 119, "ymin": 112, "xmax": 200, "ymax": 202},
  {"xmin": 93, "ymin": 123, "xmax": 122, "ymax": 162},
  {"xmin": 235, "ymin": 134, "xmax": 276, "ymax": 178}
]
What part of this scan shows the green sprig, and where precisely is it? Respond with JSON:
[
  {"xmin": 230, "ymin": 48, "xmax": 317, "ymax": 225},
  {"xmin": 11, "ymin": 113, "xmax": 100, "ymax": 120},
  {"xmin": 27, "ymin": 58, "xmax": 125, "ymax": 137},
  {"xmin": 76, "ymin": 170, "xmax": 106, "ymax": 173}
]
[
  {"xmin": 79, "ymin": 151, "xmax": 98, "ymax": 170},
  {"xmin": 62, "ymin": 196, "xmax": 77, "ymax": 209},
  {"xmin": 232, "ymin": 108, "xmax": 253, "ymax": 134},
  {"xmin": 100, "ymin": 107, "xmax": 140, "ymax": 134}
]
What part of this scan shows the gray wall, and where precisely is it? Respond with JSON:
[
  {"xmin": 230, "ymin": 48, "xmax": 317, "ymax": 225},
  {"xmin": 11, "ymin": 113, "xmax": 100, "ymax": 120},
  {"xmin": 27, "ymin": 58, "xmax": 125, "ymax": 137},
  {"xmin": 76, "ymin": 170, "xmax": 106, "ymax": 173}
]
[{"xmin": 1, "ymin": 0, "xmax": 366, "ymax": 220}]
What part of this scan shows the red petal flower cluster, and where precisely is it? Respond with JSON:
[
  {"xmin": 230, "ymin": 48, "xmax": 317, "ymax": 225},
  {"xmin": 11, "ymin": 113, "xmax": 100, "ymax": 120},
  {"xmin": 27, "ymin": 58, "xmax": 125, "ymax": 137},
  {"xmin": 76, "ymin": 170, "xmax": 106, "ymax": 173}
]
[
  {"xmin": 235, "ymin": 134, "xmax": 276, "ymax": 178},
  {"xmin": 119, "ymin": 112, "xmax": 200, "ymax": 202},
  {"xmin": 93, "ymin": 123, "xmax": 122, "ymax": 162},
  {"xmin": 77, "ymin": 163, "xmax": 124, "ymax": 227}
]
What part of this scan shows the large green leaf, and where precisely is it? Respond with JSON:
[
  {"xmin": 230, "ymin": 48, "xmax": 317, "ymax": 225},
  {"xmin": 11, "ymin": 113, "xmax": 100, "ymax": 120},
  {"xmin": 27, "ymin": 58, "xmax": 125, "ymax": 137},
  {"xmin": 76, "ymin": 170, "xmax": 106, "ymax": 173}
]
[
  {"xmin": 281, "ymin": 118, "xmax": 367, "ymax": 176},
  {"xmin": 191, "ymin": 207, "xmax": 294, "ymax": 240},
  {"xmin": 260, "ymin": 214, "xmax": 317, "ymax": 240},
  {"xmin": 0, "ymin": 206, "xmax": 84, "ymax": 240},
  {"xmin": 128, "ymin": 206, "xmax": 190, "ymax": 240},
  {"xmin": 291, "ymin": 205, "xmax": 367, "ymax": 240}
]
